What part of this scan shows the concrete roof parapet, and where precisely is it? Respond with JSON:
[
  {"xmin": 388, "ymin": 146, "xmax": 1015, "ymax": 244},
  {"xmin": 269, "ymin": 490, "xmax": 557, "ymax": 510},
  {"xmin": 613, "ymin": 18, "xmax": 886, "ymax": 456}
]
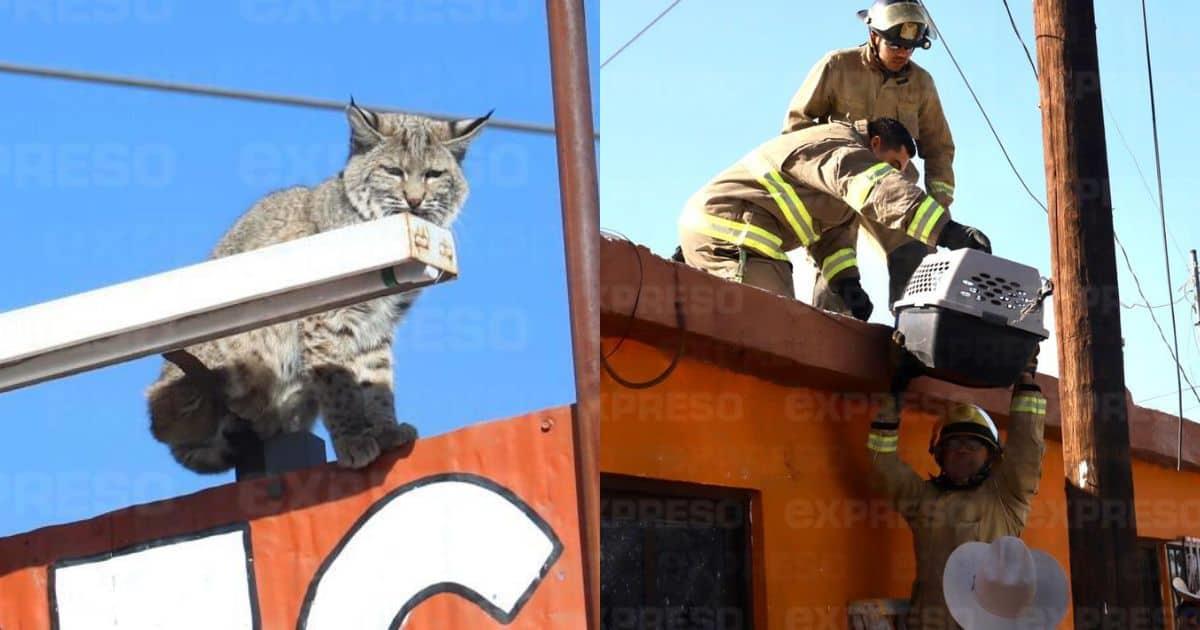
[{"xmin": 600, "ymin": 235, "xmax": 1200, "ymax": 472}]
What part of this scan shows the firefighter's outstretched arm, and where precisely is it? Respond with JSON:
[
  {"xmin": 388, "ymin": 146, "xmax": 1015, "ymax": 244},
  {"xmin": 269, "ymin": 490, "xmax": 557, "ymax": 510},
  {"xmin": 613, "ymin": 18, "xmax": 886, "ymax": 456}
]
[
  {"xmin": 867, "ymin": 394, "xmax": 925, "ymax": 522},
  {"xmin": 789, "ymin": 142, "xmax": 989, "ymax": 254},
  {"xmin": 993, "ymin": 354, "xmax": 1048, "ymax": 510}
]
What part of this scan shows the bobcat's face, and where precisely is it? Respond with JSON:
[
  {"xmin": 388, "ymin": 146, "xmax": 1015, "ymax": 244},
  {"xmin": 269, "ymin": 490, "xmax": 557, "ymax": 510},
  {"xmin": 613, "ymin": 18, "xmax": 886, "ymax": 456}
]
[{"xmin": 341, "ymin": 103, "xmax": 490, "ymax": 227}]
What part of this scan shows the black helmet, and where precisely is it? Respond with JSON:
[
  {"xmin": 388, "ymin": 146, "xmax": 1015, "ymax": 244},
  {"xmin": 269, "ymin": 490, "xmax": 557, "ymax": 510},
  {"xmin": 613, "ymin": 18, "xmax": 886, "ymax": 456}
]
[{"xmin": 857, "ymin": 0, "xmax": 934, "ymax": 50}]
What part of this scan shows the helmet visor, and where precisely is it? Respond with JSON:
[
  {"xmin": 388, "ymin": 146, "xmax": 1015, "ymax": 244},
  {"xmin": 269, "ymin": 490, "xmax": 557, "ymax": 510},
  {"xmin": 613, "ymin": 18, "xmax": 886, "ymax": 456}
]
[
  {"xmin": 876, "ymin": 21, "xmax": 930, "ymax": 48},
  {"xmin": 869, "ymin": 3, "xmax": 934, "ymax": 47}
]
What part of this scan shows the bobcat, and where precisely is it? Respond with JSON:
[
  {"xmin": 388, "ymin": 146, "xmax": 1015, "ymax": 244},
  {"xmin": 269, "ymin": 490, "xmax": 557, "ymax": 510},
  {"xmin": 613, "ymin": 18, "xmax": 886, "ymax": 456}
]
[{"xmin": 147, "ymin": 101, "xmax": 490, "ymax": 473}]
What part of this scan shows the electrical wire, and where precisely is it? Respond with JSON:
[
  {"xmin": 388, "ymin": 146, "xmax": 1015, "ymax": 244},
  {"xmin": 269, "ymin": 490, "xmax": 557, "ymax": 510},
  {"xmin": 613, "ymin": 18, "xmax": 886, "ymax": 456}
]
[
  {"xmin": 916, "ymin": 0, "xmax": 1047, "ymax": 214},
  {"xmin": 1000, "ymin": 0, "xmax": 1038, "ymax": 78},
  {"xmin": 1115, "ymin": 235, "xmax": 1200, "ymax": 409},
  {"xmin": 0, "ymin": 61, "xmax": 562, "ymax": 137},
  {"xmin": 987, "ymin": 0, "xmax": 1198, "ymax": 446},
  {"xmin": 1122, "ymin": 296, "xmax": 1186, "ymax": 310},
  {"xmin": 600, "ymin": 230, "xmax": 686, "ymax": 389},
  {"xmin": 1106, "ymin": 104, "xmax": 1190, "ymax": 263},
  {"xmin": 1121, "ymin": 279, "xmax": 1190, "ymax": 310},
  {"xmin": 601, "ymin": 229, "xmax": 643, "ymax": 360},
  {"xmin": 600, "ymin": 0, "xmax": 683, "ymax": 69},
  {"xmin": 1138, "ymin": 0, "xmax": 1186, "ymax": 469},
  {"xmin": 997, "ymin": 0, "xmax": 1190, "ymax": 265}
]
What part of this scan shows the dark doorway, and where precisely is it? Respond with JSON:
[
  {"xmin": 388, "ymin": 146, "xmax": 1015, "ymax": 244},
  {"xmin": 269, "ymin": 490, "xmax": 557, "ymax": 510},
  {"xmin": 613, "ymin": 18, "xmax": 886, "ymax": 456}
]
[{"xmin": 1138, "ymin": 538, "xmax": 1166, "ymax": 630}]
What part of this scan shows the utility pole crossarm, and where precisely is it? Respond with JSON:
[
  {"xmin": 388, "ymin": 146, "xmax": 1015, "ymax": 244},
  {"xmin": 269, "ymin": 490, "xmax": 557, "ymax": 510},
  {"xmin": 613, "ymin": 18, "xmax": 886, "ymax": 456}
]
[{"xmin": 0, "ymin": 214, "xmax": 457, "ymax": 394}]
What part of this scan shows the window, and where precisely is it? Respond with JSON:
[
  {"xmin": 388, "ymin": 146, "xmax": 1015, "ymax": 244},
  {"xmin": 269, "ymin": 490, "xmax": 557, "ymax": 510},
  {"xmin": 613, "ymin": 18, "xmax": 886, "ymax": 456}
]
[
  {"xmin": 601, "ymin": 474, "xmax": 756, "ymax": 629},
  {"xmin": 1166, "ymin": 538, "xmax": 1200, "ymax": 620}
]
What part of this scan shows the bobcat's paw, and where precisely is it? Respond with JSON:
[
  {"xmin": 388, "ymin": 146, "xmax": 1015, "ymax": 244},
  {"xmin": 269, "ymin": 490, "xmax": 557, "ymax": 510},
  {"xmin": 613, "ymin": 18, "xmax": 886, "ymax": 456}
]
[
  {"xmin": 332, "ymin": 423, "xmax": 418, "ymax": 469},
  {"xmin": 333, "ymin": 433, "xmax": 382, "ymax": 469},
  {"xmin": 376, "ymin": 422, "xmax": 418, "ymax": 450}
]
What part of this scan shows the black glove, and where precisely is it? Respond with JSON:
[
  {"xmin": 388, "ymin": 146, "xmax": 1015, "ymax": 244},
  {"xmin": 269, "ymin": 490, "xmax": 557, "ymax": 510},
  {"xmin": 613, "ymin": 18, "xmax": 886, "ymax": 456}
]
[
  {"xmin": 831, "ymin": 277, "xmax": 874, "ymax": 321},
  {"xmin": 888, "ymin": 330, "xmax": 925, "ymax": 396},
  {"xmin": 1025, "ymin": 345, "xmax": 1040, "ymax": 376},
  {"xmin": 937, "ymin": 221, "xmax": 992, "ymax": 254}
]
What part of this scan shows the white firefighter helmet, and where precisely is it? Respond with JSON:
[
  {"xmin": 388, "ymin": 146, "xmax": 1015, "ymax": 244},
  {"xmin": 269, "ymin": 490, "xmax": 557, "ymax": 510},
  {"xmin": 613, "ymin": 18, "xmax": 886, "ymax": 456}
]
[{"xmin": 857, "ymin": 0, "xmax": 935, "ymax": 50}]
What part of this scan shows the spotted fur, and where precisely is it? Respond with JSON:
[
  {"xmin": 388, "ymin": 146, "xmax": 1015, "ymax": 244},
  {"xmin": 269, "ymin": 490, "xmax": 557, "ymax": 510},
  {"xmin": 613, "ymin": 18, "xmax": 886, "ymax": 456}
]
[{"xmin": 147, "ymin": 102, "xmax": 490, "ymax": 473}]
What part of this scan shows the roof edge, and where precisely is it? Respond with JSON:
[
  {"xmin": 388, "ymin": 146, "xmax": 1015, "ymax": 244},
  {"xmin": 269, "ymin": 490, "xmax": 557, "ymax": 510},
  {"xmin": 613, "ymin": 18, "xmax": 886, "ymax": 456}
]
[{"xmin": 600, "ymin": 236, "xmax": 1200, "ymax": 473}]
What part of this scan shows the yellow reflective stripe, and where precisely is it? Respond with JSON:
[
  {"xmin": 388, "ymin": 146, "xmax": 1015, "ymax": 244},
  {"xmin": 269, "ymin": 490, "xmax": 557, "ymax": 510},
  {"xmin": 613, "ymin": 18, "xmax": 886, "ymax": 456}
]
[
  {"xmin": 868, "ymin": 433, "xmax": 899, "ymax": 453},
  {"xmin": 931, "ymin": 180, "xmax": 955, "ymax": 196},
  {"xmin": 1011, "ymin": 395, "xmax": 1047, "ymax": 416},
  {"xmin": 821, "ymin": 247, "xmax": 858, "ymax": 281},
  {"xmin": 756, "ymin": 174, "xmax": 812, "ymax": 245},
  {"xmin": 690, "ymin": 224, "xmax": 788, "ymax": 261},
  {"xmin": 845, "ymin": 162, "xmax": 895, "ymax": 211},
  {"xmin": 766, "ymin": 170, "xmax": 818, "ymax": 245},
  {"xmin": 742, "ymin": 152, "xmax": 817, "ymax": 246},
  {"xmin": 691, "ymin": 209, "xmax": 783, "ymax": 245},
  {"xmin": 906, "ymin": 197, "xmax": 935, "ymax": 237},
  {"xmin": 919, "ymin": 204, "xmax": 946, "ymax": 244},
  {"xmin": 906, "ymin": 196, "xmax": 947, "ymax": 246},
  {"xmin": 679, "ymin": 209, "xmax": 790, "ymax": 261}
]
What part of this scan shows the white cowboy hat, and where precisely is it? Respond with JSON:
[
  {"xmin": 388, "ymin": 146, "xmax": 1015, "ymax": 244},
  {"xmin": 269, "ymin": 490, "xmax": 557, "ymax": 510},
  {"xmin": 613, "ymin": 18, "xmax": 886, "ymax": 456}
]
[
  {"xmin": 943, "ymin": 536, "xmax": 1069, "ymax": 629},
  {"xmin": 1174, "ymin": 577, "xmax": 1200, "ymax": 602}
]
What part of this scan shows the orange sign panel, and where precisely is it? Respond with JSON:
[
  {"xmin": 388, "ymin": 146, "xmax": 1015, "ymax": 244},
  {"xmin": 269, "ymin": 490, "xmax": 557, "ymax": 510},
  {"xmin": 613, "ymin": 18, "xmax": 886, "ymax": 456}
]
[{"xmin": 0, "ymin": 407, "xmax": 585, "ymax": 629}]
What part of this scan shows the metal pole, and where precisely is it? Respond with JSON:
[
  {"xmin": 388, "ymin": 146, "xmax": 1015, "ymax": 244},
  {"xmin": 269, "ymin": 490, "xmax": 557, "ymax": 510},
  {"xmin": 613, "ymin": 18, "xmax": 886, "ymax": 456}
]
[
  {"xmin": 1033, "ymin": 1, "xmax": 1144, "ymax": 626},
  {"xmin": 545, "ymin": 1, "xmax": 600, "ymax": 627}
]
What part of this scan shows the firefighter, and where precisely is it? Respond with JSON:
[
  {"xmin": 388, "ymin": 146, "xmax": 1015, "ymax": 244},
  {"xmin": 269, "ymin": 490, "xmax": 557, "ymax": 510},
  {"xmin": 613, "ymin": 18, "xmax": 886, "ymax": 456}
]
[
  {"xmin": 866, "ymin": 353, "xmax": 1047, "ymax": 629},
  {"xmin": 783, "ymin": 0, "xmax": 957, "ymax": 315},
  {"xmin": 677, "ymin": 117, "xmax": 989, "ymax": 321}
]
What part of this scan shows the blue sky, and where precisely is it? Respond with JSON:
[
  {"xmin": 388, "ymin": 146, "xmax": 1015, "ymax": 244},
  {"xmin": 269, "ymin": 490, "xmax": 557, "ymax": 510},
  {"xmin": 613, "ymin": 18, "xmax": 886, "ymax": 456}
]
[
  {"xmin": 0, "ymin": 0, "xmax": 597, "ymax": 537},
  {"xmin": 601, "ymin": 2, "xmax": 1200, "ymax": 420}
]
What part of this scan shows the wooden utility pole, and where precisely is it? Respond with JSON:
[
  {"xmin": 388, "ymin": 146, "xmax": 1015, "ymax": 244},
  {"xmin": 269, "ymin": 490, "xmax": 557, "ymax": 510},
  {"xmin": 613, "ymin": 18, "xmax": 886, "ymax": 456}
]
[{"xmin": 1033, "ymin": 1, "xmax": 1145, "ymax": 627}]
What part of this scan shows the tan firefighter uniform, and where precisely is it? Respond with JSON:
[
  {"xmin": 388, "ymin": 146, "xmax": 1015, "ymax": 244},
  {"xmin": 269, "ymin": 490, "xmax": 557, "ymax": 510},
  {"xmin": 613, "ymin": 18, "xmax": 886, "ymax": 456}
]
[
  {"xmin": 783, "ymin": 45, "xmax": 955, "ymax": 207},
  {"xmin": 678, "ymin": 120, "xmax": 951, "ymax": 298},
  {"xmin": 866, "ymin": 385, "xmax": 1048, "ymax": 630},
  {"xmin": 783, "ymin": 45, "xmax": 956, "ymax": 313}
]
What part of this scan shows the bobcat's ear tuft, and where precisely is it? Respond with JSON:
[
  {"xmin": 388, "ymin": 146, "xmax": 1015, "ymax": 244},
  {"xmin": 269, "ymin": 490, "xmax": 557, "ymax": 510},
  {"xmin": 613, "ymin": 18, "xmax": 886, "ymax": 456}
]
[
  {"xmin": 347, "ymin": 98, "xmax": 384, "ymax": 156},
  {"xmin": 444, "ymin": 109, "xmax": 492, "ymax": 161}
]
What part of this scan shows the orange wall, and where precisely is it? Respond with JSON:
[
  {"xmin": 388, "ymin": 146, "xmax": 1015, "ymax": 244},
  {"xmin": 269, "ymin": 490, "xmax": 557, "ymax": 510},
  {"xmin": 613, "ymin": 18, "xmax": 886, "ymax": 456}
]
[
  {"xmin": 602, "ymin": 338, "xmax": 1200, "ymax": 629},
  {"xmin": 0, "ymin": 408, "xmax": 585, "ymax": 630}
]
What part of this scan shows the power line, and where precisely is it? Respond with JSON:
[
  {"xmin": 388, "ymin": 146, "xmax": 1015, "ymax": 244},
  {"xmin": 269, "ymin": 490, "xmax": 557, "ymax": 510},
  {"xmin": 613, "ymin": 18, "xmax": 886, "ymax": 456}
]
[
  {"xmin": 1121, "ymin": 292, "xmax": 1186, "ymax": 311},
  {"xmin": 601, "ymin": 0, "xmax": 683, "ymax": 69},
  {"xmin": 985, "ymin": 0, "xmax": 1199, "ymax": 426},
  {"xmin": 1001, "ymin": 0, "xmax": 1191, "ymax": 265},
  {"xmin": 1139, "ymin": 0, "xmax": 1186, "ymax": 469},
  {"xmin": 1141, "ymin": 387, "xmax": 1195, "ymax": 406},
  {"xmin": 1020, "ymin": 3, "xmax": 1196, "ymax": 337},
  {"xmin": 0, "ymin": 61, "xmax": 563, "ymax": 137},
  {"xmin": 1000, "ymin": 0, "xmax": 1038, "ymax": 78},
  {"xmin": 1115, "ymin": 235, "xmax": 1200, "ymax": 408},
  {"xmin": 917, "ymin": 1, "xmax": 1047, "ymax": 214},
  {"xmin": 1104, "ymin": 106, "xmax": 1189, "ymax": 263}
]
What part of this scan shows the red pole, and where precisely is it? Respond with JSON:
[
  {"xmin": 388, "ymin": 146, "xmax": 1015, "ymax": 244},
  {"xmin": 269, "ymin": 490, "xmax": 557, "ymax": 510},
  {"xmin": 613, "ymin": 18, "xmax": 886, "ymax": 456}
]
[{"xmin": 546, "ymin": 1, "xmax": 600, "ymax": 627}]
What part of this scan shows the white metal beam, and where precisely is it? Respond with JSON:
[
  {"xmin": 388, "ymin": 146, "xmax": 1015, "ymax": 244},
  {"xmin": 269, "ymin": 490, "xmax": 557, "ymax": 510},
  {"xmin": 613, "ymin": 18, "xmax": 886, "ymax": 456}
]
[{"xmin": 0, "ymin": 214, "xmax": 457, "ymax": 393}]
